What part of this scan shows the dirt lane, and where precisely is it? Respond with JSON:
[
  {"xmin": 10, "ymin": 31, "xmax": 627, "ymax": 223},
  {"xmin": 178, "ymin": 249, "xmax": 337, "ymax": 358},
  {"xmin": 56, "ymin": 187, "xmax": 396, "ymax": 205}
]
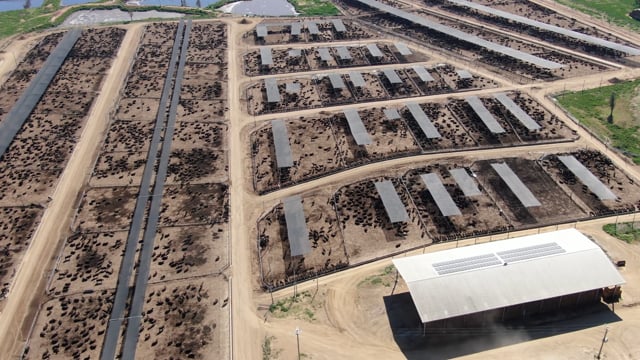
[{"xmin": 0, "ymin": 23, "xmax": 143, "ymax": 357}]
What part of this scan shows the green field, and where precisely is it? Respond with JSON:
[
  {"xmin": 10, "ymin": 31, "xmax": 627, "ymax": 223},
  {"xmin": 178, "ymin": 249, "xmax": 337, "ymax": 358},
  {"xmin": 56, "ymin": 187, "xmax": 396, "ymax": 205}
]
[
  {"xmin": 289, "ymin": 0, "xmax": 340, "ymax": 16},
  {"xmin": 0, "ymin": 0, "xmax": 61, "ymax": 39},
  {"xmin": 557, "ymin": 79, "xmax": 640, "ymax": 164},
  {"xmin": 603, "ymin": 222, "xmax": 640, "ymax": 243},
  {"xmin": 555, "ymin": 0, "xmax": 640, "ymax": 30}
]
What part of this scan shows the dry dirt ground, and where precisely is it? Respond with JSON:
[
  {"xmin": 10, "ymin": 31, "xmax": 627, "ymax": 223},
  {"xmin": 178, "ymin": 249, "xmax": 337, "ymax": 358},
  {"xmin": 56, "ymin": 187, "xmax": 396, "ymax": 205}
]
[{"xmin": 1, "ymin": 0, "xmax": 640, "ymax": 358}]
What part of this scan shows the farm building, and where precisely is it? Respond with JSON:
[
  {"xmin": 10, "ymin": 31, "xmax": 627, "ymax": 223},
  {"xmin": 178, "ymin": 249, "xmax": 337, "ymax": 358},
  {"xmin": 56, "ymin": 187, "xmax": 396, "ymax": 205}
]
[{"xmin": 393, "ymin": 229, "xmax": 624, "ymax": 330}]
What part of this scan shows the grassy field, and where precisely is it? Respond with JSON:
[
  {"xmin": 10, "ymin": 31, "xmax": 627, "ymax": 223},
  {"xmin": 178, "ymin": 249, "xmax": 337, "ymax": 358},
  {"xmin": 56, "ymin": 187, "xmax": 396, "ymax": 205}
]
[
  {"xmin": 555, "ymin": 0, "xmax": 640, "ymax": 30},
  {"xmin": 0, "ymin": 0, "xmax": 61, "ymax": 39},
  {"xmin": 289, "ymin": 0, "xmax": 340, "ymax": 16},
  {"xmin": 603, "ymin": 222, "xmax": 640, "ymax": 243},
  {"xmin": 557, "ymin": 79, "xmax": 640, "ymax": 164}
]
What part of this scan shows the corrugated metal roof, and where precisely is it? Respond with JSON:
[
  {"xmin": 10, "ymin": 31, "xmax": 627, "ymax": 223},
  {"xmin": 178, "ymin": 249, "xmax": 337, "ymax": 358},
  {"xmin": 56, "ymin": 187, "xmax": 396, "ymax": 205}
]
[
  {"xmin": 349, "ymin": 71, "xmax": 366, "ymax": 87},
  {"xmin": 375, "ymin": 180, "xmax": 409, "ymax": 223},
  {"xmin": 393, "ymin": 229, "xmax": 625, "ymax": 323},
  {"xmin": 465, "ymin": 96, "xmax": 505, "ymax": 134},
  {"xmin": 265, "ymin": 78, "xmax": 280, "ymax": 103},
  {"xmin": 354, "ymin": 0, "xmax": 563, "ymax": 69},
  {"xmin": 557, "ymin": 155, "xmax": 617, "ymax": 201},
  {"xmin": 406, "ymin": 102, "xmax": 441, "ymax": 139},
  {"xmin": 291, "ymin": 22, "xmax": 302, "ymax": 36},
  {"xmin": 344, "ymin": 108, "xmax": 372, "ymax": 145},
  {"xmin": 494, "ymin": 92, "xmax": 541, "ymax": 131},
  {"xmin": 491, "ymin": 162, "xmax": 541, "ymax": 207},
  {"xmin": 332, "ymin": 18, "xmax": 347, "ymax": 32},
  {"xmin": 256, "ymin": 24, "xmax": 268, "ymax": 37},
  {"xmin": 456, "ymin": 69, "xmax": 473, "ymax": 79},
  {"xmin": 336, "ymin": 46, "xmax": 352, "ymax": 60},
  {"xmin": 260, "ymin": 47, "xmax": 273, "ymax": 66},
  {"xmin": 420, "ymin": 173, "xmax": 462, "ymax": 216},
  {"xmin": 412, "ymin": 65, "xmax": 434, "ymax": 82},
  {"xmin": 328, "ymin": 73, "xmax": 346, "ymax": 89},
  {"xmin": 448, "ymin": 0, "xmax": 640, "ymax": 56},
  {"xmin": 318, "ymin": 47, "xmax": 333, "ymax": 61},
  {"xmin": 306, "ymin": 21, "xmax": 320, "ymax": 35},
  {"xmin": 271, "ymin": 119, "xmax": 293, "ymax": 168},
  {"xmin": 283, "ymin": 195, "xmax": 311, "ymax": 256},
  {"xmin": 366, "ymin": 43, "xmax": 384, "ymax": 57},
  {"xmin": 395, "ymin": 42, "xmax": 412, "ymax": 55},
  {"xmin": 382, "ymin": 68, "xmax": 402, "ymax": 84}
]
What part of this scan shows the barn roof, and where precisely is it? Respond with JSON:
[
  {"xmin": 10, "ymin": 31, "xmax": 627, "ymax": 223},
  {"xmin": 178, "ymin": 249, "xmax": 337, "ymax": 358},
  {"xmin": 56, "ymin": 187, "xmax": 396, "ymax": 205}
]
[{"xmin": 393, "ymin": 229, "xmax": 625, "ymax": 323}]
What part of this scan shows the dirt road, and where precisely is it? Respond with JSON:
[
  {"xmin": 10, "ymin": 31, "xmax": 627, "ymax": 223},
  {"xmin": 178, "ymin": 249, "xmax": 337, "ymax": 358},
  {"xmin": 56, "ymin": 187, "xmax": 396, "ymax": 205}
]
[{"xmin": 0, "ymin": 23, "xmax": 143, "ymax": 357}]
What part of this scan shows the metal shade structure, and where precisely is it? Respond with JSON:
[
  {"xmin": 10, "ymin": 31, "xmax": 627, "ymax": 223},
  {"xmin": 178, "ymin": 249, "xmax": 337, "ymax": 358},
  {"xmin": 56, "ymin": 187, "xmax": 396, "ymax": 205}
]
[
  {"xmin": 318, "ymin": 47, "xmax": 333, "ymax": 62},
  {"xmin": 395, "ymin": 42, "xmax": 412, "ymax": 55},
  {"xmin": 384, "ymin": 108, "xmax": 401, "ymax": 120},
  {"xmin": 449, "ymin": 168, "xmax": 482, "ymax": 197},
  {"xmin": 412, "ymin": 65, "xmax": 434, "ymax": 82},
  {"xmin": 420, "ymin": 173, "xmax": 462, "ymax": 216},
  {"xmin": 354, "ymin": 0, "xmax": 563, "ymax": 69},
  {"xmin": 332, "ymin": 18, "xmax": 347, "ymax": 32},
  {"xmin": 375, "ymin": 180, "xmax": 409, "ymax": 223},
  {"xmin": 285, "ymin": 82, "xmax": 301, "ymax": 94},
  {"xmin": 260, "ymin": 46, "xmax": 273, "ymax": 66},
  {"xmin": 328, "ymin": 73, "xmax": 346, "ymax": 89},
  {"xmin": 283, "ymin": 195, "xmax": 311, "ymax": 257},
  {"xmin": 344, "ymin": 108, "xmax": 372, "ymax": 145},
  {"xmin": 406, "ymin": 102, "xmax": 441, "ymax": 139},
  {"xmin": 465, "ymin": 96, "xmax": 506, "ymax": 134},
  {"xmin": 382, "ymin": 68, "xmax": 402, "ymax": 84},
  {"xmin": 491, "ymin": 162, "xmax": 541, "ymax": 207},
  {"xmin": 557, "ymin": 155, "xmax": 617, "ymax": 200},
  {"xmin": 393, "ymin": 229, "xmax": 625, "ymax": 323},
  {"xmin": 306, "ymin": 21, "xmax": 320, "ymax": 35},
  {"xmin": 349, "ymin": 71, "xmax": 366, "ymax": 87},
  {"xmin": 366, "ymin": 43, "xmax": 384, "ymax": 57},
  {"xmin": 448, "ymin": 0, "xmax": 640, "ymax": 56},
  {"xmin": 493, "ymin": 92, "xmax": 541, "ymax": 131},
  {"xmin": 456, "ymin": 69, "xmax": 473, "ymax": 79},
  {"xmin": 265, "ymin": 78, "xmax": 281, "ymax": 103},
  {"xmin": 0, "ymin": 28, "xmax": 82, "ymax": 161},
  {"xmin": 271, "ymin": 119, "xmax": 293, "ymax": 168},
  {"xmin": 336, "ymin": 46, "xmax": 352, "ymax": 60},
  {"xmin": 256, "ymin": 24, "xmax": 268, "ymax": 37},
  {"xmin": 288, "ymin": 49, "xmax": 302, "ymax": 57},
  {"xmin": 291, "ymin": 22, "xmax": 302, "ymax": 36}
]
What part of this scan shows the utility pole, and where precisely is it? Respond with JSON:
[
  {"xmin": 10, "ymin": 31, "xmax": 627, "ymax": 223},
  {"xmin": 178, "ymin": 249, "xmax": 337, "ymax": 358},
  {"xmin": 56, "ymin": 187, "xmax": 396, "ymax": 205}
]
[
  {"xmin": 295, "ymin": 327, "xmax": 302, "ymax": 360},
  {"xmin": 596, "ymin": 327, "xmax": 609, "ymax": 359}
]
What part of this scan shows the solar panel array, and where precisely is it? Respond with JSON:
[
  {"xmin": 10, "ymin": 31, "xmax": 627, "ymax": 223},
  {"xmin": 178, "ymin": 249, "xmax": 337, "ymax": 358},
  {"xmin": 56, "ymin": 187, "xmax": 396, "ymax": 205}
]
[
  {"xmin": 433, "ymin": 253, "xmax": 502, "ymax": 275},
  {"xmin": 491, "ymin": 163, "xmax": 541, "ymax": 207},
  {"xmin": 465, "ymin": 96, "xmax": 506, "ymax": 134},
  {"xmin": 456, "ymin": 69, "xmax": 473, "ymax": 79},
  {"xmin": 449, "ymin": 168, "xmax": 482, "ymax": 197},
  {"xmin": 271, "ymin": 119, "xmax": 293, "ymax": 168},
  {"xmin": 384, "ymin": 108, "xmax": 401, "ymax": 120},
  {"xmin": 291, "ymin": 22, "xmax": 302, "ymax": 36},
  {"xmin": 395, "ymin": 42, "xmax": 412, "ymax": 55},
  {"xmin": 412, "ymin": 65, "xmax": 435, "ymax": 82},
  {"xmin": 349, "ymin": 71, "xmax": 366, "ymax": 87},
  {"xmin": 344, "ymin": 109, "xmax": 372, "ymax": 145},
  {"xmin": 448, "ymin": 0, "xmax": 640, "ymax": 56},
  {"xmin": 420, "ymin": 173, "xmax": 462, "ymax": 216},
  {"xmin": 283, "ymin": 195, "xmax": 311, "ymax": 257},
  {"xmin": 256, "ymin": 24, "xmax": 268, "ymax": 37},
  {"xmin": 354, "ymin": 0, "xmax": 563, "ymax": 69},
  {"xmin": 0, "ymin": 28, "xmax": 82, "ymax": 161},
  {"xmin": 260, "ymin": 46, "xmax": 273, "ymax": 66},
  {"xmin": 318, "ymin": 47, "xmax": 333, "ymax": 61},
  {"xmin": 375, "ymin": 180, "xmax": 409, "ymax": 223},
  {"xmin": 328, "ymin": 73, "xmax": 346, "ymax": 89},
  {"xmin": 332, "ymin": 18, "xmax": 347, "ymax": 32},
  {"xmin": 366, "ymin": 43, "xmax": 384, "ymax": 57},
  {"xmin": 406, "ymin": 102, "xmax": 441, "ymax": 139},
  {"xmin": 265, "ymin": 78, "xmax": 280, "ymax": 103},
  {"xmin": 382, "ymin": 68, "xmax": 402, "ymax": 84},
  {"xmin": 432, "ymin": 242, "xmax": 567, "ymax": 275},
  {"xmin": 307, "ymin": 21, "xmax": 320, "ymax": 35},
  {"xmin": 336, "ymin": 46, "xmax": 352, "ymax": 60},
  {"xmin": 557, "ymin": 155, "xmax": 617, "ymax": 200},
  {"xmin": 493, "ymin": 92, "xmax": 541, "ymax": 131},
  {"xmin": 497, "ymin": 242, "xmax": 566, "ymax": 263}
]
